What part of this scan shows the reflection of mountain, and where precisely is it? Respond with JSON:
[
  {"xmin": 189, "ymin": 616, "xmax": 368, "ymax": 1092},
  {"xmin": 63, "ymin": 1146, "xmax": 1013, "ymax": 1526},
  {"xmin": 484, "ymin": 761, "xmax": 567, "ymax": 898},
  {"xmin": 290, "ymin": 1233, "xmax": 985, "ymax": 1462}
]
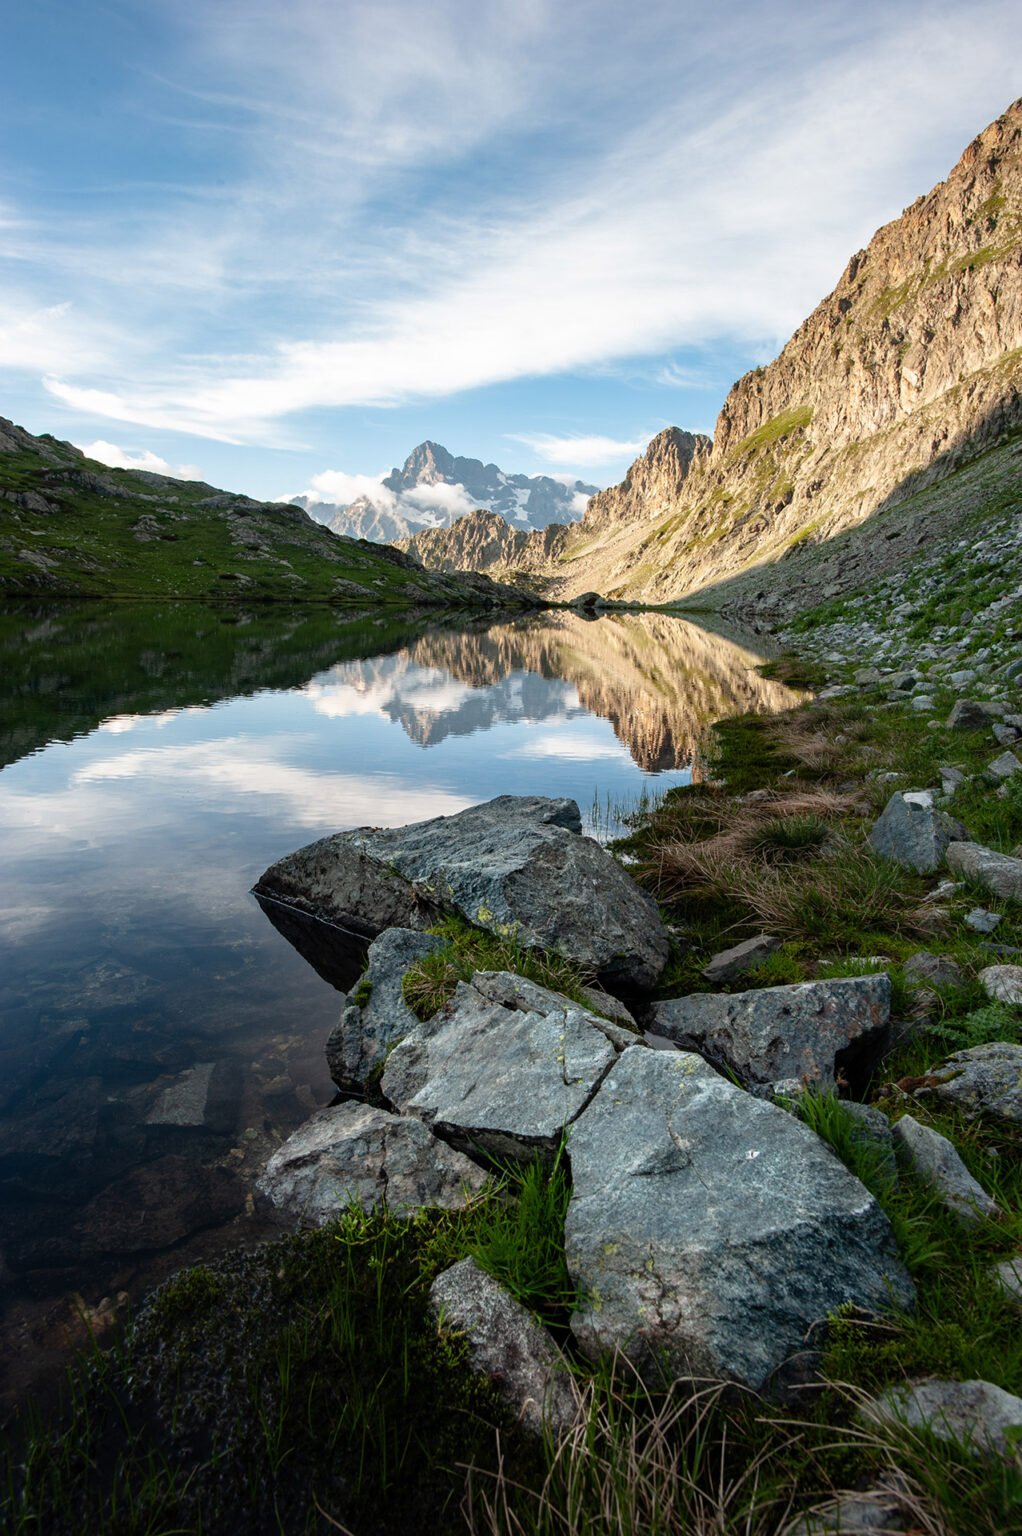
[
  {"xmin": 308, "ymin": 612, "xmax": 802, "ymax": 771},
  {"xmin": 0, "ymin": 602, "xmax": 443, "ymax": 770}
]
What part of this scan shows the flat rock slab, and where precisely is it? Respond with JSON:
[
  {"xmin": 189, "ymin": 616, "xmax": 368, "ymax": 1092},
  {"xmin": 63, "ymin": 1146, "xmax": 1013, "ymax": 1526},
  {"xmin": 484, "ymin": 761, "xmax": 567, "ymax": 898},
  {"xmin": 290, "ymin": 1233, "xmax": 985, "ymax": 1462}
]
[
  {"xmin": 255, "ymin": 795, "xmax": 668, "ymax": 991},
  {"xmin": 649, "ymin": 976, "xmax": 890, "ymax": 1090},
  {"xmin": 867, "ymin": 790, "xmax": 966, "ymax": 874},
  {"xmin": 865, "ymin": 1379, "xmax": 1022, "ymax": 1463},
  {"xmin": 701, "ymin": 934, "xmax": 780, "ymax": 985},
  {"xmin": 257, "ymin": 1102, "xmax": 486, "ymax": 1224},
  {"xmin": 430, "ymin": 1257, "xmax": 576, "ymax": 1439},
  {"xmin": 381, "ymin": 972, "xmax": 626, "ymax": 1162},
  {"xmin": 978, "ymin": 963, "xmax": 1022, "ymax": 1005},
  {"xmin": 564, "ymin": 1047, "xmax": 913, "ymax": 1393},
  {"xmin": 891, "ymin": 1115, "xmax": 999, "ymax": 1226},
  {"xmin": 929, "ymin": 1043, "xmax": 1022, "ymax": 1124},
  {"xmin": 326, "ymin": 927, "xmax": 448, "ymax": 1093},
  {"xmin": 946, "ymin": 841, "xmax": 1022, "ymax": 903}
]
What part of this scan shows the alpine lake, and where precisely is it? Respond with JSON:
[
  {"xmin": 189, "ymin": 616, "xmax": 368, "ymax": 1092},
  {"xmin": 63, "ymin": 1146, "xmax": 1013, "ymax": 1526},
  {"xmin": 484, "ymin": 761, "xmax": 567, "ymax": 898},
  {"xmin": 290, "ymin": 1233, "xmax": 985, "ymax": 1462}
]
[{"xmin": 0, "ymin": 599, "xmax": 801, "ymax": 1411}]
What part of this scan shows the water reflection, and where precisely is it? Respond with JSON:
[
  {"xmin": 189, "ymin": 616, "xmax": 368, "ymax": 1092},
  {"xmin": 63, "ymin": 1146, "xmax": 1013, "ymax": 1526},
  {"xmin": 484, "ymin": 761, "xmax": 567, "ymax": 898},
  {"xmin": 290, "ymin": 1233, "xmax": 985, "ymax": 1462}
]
[{"xmin": 0, "ymin": 601, "xmax": 800, "ymax": 1413}]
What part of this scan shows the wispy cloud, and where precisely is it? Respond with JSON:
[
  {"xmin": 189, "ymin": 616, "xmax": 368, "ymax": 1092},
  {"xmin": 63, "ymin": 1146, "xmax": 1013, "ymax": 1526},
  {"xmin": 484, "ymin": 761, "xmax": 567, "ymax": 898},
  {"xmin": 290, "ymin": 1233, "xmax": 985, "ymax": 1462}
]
[
  {"xmin": 4, "ymin": 0, "xmax": 1021, "ymax": 453},
  {"xmin": 509, "ymin": 432, "xmax": 651, "ymax": 467}
]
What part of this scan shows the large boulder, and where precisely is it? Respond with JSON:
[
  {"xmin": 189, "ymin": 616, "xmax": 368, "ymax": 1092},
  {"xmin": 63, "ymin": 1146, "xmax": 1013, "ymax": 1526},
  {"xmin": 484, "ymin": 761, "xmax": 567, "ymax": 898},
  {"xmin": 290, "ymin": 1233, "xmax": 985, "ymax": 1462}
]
[
  {"xmin": 326, "ymin": 927, "xmax": 448, "ymax": 1093},
  {"xmin": 946, "ymin": 842, "xmax": 1022, "ymax": 903},
  {"xmin": 867, "ymin": 790, "xmax": 967, "ymax": 874},
  {"xmin": 429, "ymin": 1257, "xmax": 576, "ymax": 1439},
  {"xmin": 381, "ymin": 972, "xmax": 631, "ymax": 1164},
  {"xmin": 928, "ymin": 1042, "xmax": 1022, "ymax": 1125},
  {"xmin": 564, "ymin": 1047, "xmax": 913, "ymax": 1393},
  {"xmin": 256, "ymin": 1102, "xmax": 486, "ymax": 1224},
  {"xmin": 649, "ymin": 976, "xmax": 890, "ymax": 1092},
  {"xmin": 255, "ymin": 796, "xmax": 668, "ymax": 993}
]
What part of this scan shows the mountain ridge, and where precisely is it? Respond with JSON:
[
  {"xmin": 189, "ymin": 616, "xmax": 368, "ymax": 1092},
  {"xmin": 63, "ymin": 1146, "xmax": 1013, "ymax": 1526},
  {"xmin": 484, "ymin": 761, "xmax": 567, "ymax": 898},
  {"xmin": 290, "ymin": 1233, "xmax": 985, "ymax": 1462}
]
[{"xmin": 405, "ymin": 100, "xmax": 1022, "ymax": 610}]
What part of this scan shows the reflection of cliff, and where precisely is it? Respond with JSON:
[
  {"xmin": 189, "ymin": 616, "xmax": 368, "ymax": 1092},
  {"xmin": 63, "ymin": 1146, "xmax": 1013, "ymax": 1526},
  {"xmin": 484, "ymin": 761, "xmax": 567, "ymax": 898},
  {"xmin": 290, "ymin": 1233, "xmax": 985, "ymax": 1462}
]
[{"xmin": 311, "ymin": 612, "xmax": 802, "ymax": 771}]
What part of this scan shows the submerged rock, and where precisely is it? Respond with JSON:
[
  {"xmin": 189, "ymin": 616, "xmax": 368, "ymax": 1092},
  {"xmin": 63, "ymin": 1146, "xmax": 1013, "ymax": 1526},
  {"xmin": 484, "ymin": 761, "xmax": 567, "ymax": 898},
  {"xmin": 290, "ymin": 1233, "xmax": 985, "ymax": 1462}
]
[
  {"xmin": 257, "ymin": 1102, "xmax": 486, "ymax": 1224},
  {"xmin": 255, "ymin": 795, "xmax": 668, "ymax": 992},
  {"xmin": 381, "ymin": 972, "xmax": 627, "ymax": 1163},
  {"xmin": 649, "ymin": 975, "xmax": 890, "ymax": 1091},
  {"xmin": 429, "ymin": 1257, "xmax": 576, "ymax": 1439},
  {"xmin": 564, "ymin": 1047, "xmax": 913, "ymax": 1393}
]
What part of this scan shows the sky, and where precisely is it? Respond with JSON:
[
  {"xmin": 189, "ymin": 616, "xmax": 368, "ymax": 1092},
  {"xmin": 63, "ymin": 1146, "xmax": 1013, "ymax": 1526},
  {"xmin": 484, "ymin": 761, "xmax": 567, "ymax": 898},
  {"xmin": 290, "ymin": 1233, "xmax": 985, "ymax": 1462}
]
[{"xmin": 1, "ymin": 1, "xmax": 1020, "ymax": 506}]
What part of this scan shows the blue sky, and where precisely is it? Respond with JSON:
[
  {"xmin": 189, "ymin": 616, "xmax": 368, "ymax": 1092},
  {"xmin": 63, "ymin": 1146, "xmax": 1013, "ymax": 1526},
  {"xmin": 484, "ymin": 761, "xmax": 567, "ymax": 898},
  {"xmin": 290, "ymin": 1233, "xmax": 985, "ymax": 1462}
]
[{"xmin": 2, "ymin": 1, "xmax": 1020, "ymax": 504}]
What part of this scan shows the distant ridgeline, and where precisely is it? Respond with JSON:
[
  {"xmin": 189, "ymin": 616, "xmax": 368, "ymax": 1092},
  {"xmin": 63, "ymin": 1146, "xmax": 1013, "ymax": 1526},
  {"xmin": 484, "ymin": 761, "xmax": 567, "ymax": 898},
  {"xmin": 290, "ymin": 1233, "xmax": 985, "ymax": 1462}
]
[
  {"xmin": 292, "ymin": 440, "xmax": 597, "ymax": 543},
  {"xmin": 403, "ymin": 100, "xmax": 1022, "ymax": 613},
  {"xmin": 0, "ymin": 418, "xmax": 538, "ymax": 608}
]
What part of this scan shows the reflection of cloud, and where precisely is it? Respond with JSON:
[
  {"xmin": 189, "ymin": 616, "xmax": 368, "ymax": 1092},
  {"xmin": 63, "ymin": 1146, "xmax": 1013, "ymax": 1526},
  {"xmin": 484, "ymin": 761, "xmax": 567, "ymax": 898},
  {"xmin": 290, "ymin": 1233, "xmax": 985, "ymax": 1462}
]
[
  {"xmin": 70, "ymin": 738, "xmax": 472, "ymax": 828},
  {"xmin": 506, "ymin": 730, "xmax": 628, "ymax": 763},
  {"xmin": 98, "ymin": 711, "xmax": 180, "ymax": 734},
  {"xmin": 0, "ymin": 904, "xmax": 58, "ymax": 944},
  {"xmin": 304, "ymin": 671, "xmax": 476, "ymax": 720}
]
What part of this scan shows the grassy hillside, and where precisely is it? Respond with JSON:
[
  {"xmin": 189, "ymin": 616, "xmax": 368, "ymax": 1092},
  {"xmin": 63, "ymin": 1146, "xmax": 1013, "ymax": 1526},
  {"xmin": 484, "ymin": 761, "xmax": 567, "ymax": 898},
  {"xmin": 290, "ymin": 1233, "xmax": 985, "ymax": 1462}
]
[{"xmin": 0, "ymin": 419, "xmax": 532, "ymax": 609}]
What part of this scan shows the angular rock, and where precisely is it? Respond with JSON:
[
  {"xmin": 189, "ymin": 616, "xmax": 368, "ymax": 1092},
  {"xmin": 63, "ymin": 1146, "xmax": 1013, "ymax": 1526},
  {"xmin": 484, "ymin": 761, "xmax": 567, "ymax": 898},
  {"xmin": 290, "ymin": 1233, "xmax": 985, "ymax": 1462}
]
[
  {"xmin": 701, "ymin": 933, "xmax": 780, "ymax": 986},
  {"xmin": 946, "ymin": 699, "xmax": 998, "ymax": 729},
  {"xmin": 978, "ymin": 963, "xmax": 1022, "ymax": 1006},
  {"xmin": 578, "ymin": 985, "xmax": 638, "ymax": 1033},
  {"xmin": 929, "ymin": 1043, "xmax": 1022, "ymax": 1124},
  {"xmin": 938, "ymin": 764, "xmax": 967, "ymax": 797},
  {"xmin": 326, "ymin": 927, "xmax": 448, "ymax": 1093},
  {"xmin": 867, "ymin": 790, "xmax": 966, "ymax": 874},
  {"xmin": 842, "ymin": 1102, "xmax": 898, "ymax": 1189},
  {"xmin": 993, "ymin": 1256, "xmax": 1022, "ymax": 1307},
  {"xmin": 903, "ymin": 951, "xmax": 964, "ymax": 990},
  {"xmin": 649, "ymin": 975, "xmax": 890, "ymax": 1091},
  {"xmin": 429, "ymin": 1257, "xmax": 575, "ymax": 1439},
  {"xmin": 255, "ymin": 795, "xmax": 668, "ymax": 992},
  {"xmin": 381, "ymin": 973, "xmax": 626, "ymax": 1163},
  {"xmin": 947, "ymin": 841, "xmax": 1022, "ymax": 903},
  {"xmin": 257, "ymin": 1102, "xmax": 486, "ymax": 1224},
  {"xmin": 865, "ymin": 1379, "xmax": 1022, "ymax": 1463},
  {"xmin": 988, "ymin": 750, "xmax": 1022, "ymax": 780},
  {"xmin": 565, "ymin": 1047, "xmax": 913, "ymax": 1393},
  {"xmin": 965, "ymin": 907, "xmax": 1002, "ymax": 934},
  {"xmin": 992, "ymin": 723, "xmax": 1021, "ymax": 747},
  {"xmin": 891, "ymin": 1115, "xmax": 1000, "ymax": 1226}
]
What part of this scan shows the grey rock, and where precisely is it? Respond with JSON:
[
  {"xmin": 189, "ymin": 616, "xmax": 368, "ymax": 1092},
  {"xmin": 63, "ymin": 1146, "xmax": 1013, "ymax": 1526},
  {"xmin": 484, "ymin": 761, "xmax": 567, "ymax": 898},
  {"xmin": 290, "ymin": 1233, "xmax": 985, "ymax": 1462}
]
[
  {"xmin": 855, "ymin": 668, "xmax": 883, "ymax": 685},
  {"xmin": 891, "ymin": 1115, "xmax": 1000, "ymax": 1225},
  {"xmin": 787, "ymin": 1490, "xmax": 910, "ymax": 1534},
  {"xmin": 701, "ymin": 933, "xmax": 781, "ymax": 985},
  {"xmin": 947, "ymin": 842, "xmax": 1022, "ymax": 902},
  {"xmin": 1004, "ymin": 659, "xmax": 1022, "ymax": 683},
  {"xmin": 930, "ymin": 1043, "xmax": 1022, "ymax": 1124},
  {"xmin": 938, "ymin": 764, "xmax": 967, "ymax": 796},
  {"xmin": 145, "ymin": 1063, "xmax": 216, "ymax": 1126},
  {"xmin": 381, "ymin": 972, "xmax": 623, "ymax": 1163},
  {"xmin": 256, "ymin": 795, "xmax": 668, "ymax": 992},
  {"xmin": 256, "ymin": 1102, "xmax": 486, "ymax": 1224},
  {"xmin": 326, "ymin": 928, "xmax": 448, "ymax": 1093},
  {"xmin": 865, "ymin": 1379, "xmax": 1022, "ymax": 1463},
  {"xmin": 565, "ymin": 1048, "xmax": 913, "ymax": 1393},
  {"xmin": 978, "ymin": 963, "xmax": 1022, "ymax": 1005},
  {"xmin": 903, "ymin": 951, "xmax": 964, "ymax": 990},
  {"xmin": 965, "ymin": 907, "xmax": 1003, "ymax": 933},
  {"xmin": 946, "ymin": 699, "xmax": 998, "ymax": 729},
  {"xmin": 867, "ymin": 790, "xmax": 967, "ymax": 874},
  {"xmin": 649, "ymin": 976, "xmax": 890, "ymax": 1091},
  {"xmin": 993, "ymin": 1257, "xmax": 1022, "ymax": 1307},
  {"xmin": 842, "ymin": 1102, "xmax": 898, "ymax": 1188},
  {"xmin": 578, "ymin": 986, "xmax": 638, "ymax": 1033},
  {"xmin": 992, "ymin": 723, "xmax": 1021, "ymax": 746},
  {"xmin": 988, "ymin": 750, "xmax": 1022, "ymax": 780},
  {"xmin": 429, "ymin": 1257, "xmax": 575, "ymax": 1439},
  {"xmin": 948, "ymin": 669, "xmax": 978, "ymax": 688}
]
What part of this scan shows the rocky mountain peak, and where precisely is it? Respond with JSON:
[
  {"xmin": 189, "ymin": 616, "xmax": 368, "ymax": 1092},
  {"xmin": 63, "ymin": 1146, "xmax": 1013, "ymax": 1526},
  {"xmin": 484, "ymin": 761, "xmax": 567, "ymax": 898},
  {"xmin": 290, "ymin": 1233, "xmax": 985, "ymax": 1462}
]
[
  {"xmin": 584, "ymin": 427, "xmax": 712, "ymax": 531},
  {"xmin": 384, "ymin": 441, "xmax": 457, "ymax": 491}
]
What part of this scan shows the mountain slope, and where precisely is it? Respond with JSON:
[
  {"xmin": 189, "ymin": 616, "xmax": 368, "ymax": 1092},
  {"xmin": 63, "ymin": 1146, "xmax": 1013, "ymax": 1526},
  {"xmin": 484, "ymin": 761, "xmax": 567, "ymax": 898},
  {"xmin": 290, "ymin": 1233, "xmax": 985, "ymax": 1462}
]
[
  {"xmin": 417, "ymin": 101, "xmax": 1022, "ymax": 607},
  {"xmin": 294, "ymin": 440, "xmax": 596, "ymax": 542},
  {"xmin": 0, "ymin": 418, "xmax": 537, "ymax": 608}
]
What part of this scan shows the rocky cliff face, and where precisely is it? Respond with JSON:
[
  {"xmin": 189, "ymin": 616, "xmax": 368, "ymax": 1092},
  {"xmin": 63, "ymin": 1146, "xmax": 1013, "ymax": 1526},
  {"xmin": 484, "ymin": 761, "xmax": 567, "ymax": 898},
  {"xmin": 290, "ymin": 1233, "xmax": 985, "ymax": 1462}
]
[{"xmin": 411, "ymin": 101, "xmax": 1022, "ymax": 605}]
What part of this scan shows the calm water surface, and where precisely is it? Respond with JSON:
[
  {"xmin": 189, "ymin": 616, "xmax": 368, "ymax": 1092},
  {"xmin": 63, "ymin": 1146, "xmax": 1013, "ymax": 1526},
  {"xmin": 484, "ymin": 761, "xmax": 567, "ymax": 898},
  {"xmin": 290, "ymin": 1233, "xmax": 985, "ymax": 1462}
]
[{"xmin": 0, "ymin": 601, "xmax": 799, "ymax": 1408}]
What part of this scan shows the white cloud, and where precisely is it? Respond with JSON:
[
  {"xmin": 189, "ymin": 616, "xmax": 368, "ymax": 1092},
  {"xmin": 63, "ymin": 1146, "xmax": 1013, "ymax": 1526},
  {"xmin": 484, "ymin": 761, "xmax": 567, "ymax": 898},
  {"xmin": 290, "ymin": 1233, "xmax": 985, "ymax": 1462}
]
[
  {"xmin": 404, "ymin": 482, "xmax": 478, "ymax": 517},
  {"xmin": 9, "ymin": 1, "xmax": 1022, "ymax": 448},
  {"xmin": 288, "ymin": 469, "xmax": 395, "ymax": 507},
  {"xmin": 77, "ymin": 439, "xmax": 202, "ymax": 479},
  {"xmin": 509, "ymin": 432, "xmax": 651, "ymax": 467},
  {"xmin": 0, "ymin": 301, "xmax": 110, "ymax": 375}
]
